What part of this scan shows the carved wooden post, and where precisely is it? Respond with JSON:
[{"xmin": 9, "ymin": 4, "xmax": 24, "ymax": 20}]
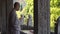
[
  {"xmin": 27, "ymin": 15, "xmax": 32, "ymax": 27},
  {"xmin": 20, "ymin": 14, "xmax": 24, "ymax": 25},
  {"xmin": 38, "ymin": 0, "xmax": 50, "ymax": 34}
]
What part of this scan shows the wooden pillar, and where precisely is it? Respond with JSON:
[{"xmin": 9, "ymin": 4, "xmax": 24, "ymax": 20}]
[
  {"xmin": 6, "ymin": 0, "xmax": 13, "ymax": 34},
  {"xmin": 0, "ymin": 0, "xmax": 13, "ymax": 34},
  {"xmin": 34, "ymin": 0, "xmax": 38, "ymax": 34},
  {"xmin": 38, "ymin": 0, "xmax": 50, "ymax": 34},
  {"xmin": 1, "ymin": 0, "xmax": 7, "ymax": 34},
  {"xmin": 0, "ymin": 0, "xmax": 2, "ymax": 32}
]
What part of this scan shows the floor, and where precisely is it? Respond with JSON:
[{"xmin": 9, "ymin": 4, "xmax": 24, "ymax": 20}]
[{"xmin": 21, "ymin": 30, "xmax": 34, "ymax": 34}]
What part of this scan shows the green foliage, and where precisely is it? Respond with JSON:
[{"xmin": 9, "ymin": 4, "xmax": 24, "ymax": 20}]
[
  {"xmin": 50, "ymin": 0, "xmax": 60, "ymax": 7},
  {"xmin": 50, "ymin": 0, "xmax": 60, "ymax": 32},
  {"xmin": 22, "ymin": 0, "xmax": 34, "ymax": 25},
  {"xmin": 16, "ymin": 0, "xmax": 34, "ymax": 26}
]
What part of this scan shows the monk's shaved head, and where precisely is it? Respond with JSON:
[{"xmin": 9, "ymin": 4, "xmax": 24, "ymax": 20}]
[{"xmin": 14, "ymin": 2, "xmax": 20, "ymax": 11}]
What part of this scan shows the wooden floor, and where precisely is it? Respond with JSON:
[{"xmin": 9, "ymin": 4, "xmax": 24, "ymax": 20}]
[
  {"xmin": 21, "ymin": 30, "xmax": 33, "ymax": 34},
  {"xmin": 0, "ymin": 30, "xmax": 33, "ymax": 34}
]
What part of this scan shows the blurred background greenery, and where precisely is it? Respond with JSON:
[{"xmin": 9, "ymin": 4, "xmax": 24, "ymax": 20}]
[
  {"xmin": 16, "ymin": 0, "xmax": 34, "ymax": 26},
  {"xmin": 50, "ymin": 0, "xmax": 60, "ymax": 32}
]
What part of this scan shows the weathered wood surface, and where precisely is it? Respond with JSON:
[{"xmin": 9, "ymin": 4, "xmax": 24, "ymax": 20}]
[
  {"xmin": 0, "ymin": 0, "xmax": 2, "ymax": 32},
  {"xmin": 1, "ymin": 0, "xmax": 7, "ymax": 34},
  {"xmin": 38, "ymin": 0, "xmax": 50, "ymax": 34}
]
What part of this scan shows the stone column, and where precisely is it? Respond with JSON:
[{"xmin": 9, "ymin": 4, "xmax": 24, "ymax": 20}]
[{"xmin": 38, "ymin": 0, "xmax": 50, "ymax": 34}]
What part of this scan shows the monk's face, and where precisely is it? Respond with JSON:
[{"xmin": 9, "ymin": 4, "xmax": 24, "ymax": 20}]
[{"xmin": 16, "ymin": 4, "xmax": 20, "ymax": 11}]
